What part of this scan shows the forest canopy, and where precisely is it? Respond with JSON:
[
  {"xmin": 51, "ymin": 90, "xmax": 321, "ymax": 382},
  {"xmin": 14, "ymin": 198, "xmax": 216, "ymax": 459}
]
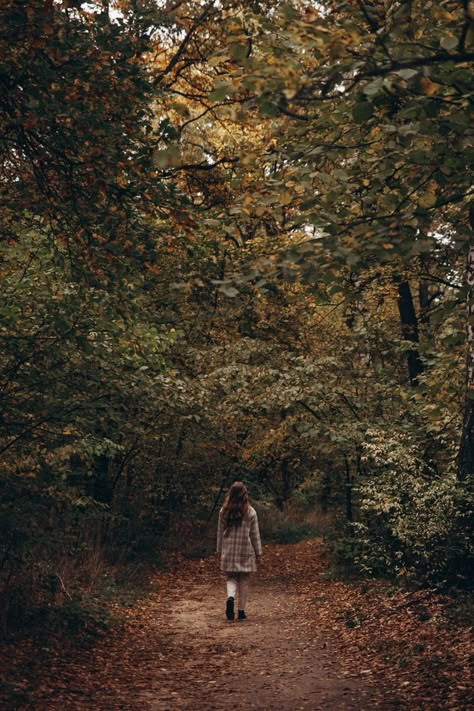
[{"xmin": 1, "ymin": 0, "xmax": 473, "ymax": 631}]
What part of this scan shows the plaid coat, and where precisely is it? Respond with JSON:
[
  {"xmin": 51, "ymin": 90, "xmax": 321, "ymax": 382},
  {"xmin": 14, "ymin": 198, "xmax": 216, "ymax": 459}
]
[{"xmin": 217, "ymin": 506, "xmax": 263, "ymax": 573}]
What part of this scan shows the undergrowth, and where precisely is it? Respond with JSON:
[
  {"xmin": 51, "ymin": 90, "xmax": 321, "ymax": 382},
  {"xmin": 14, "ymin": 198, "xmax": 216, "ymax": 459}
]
[
  {"xmin": 0, "ymin": 540, "xmax": 156, "ymax": 642},
  {"xmin": 257, "ymin": 503, "xmax": 333, "ymax": 545}
]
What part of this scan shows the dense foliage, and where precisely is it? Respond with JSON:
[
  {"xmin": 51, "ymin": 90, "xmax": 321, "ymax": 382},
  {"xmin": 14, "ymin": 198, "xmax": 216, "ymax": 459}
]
[{"xmin": 1, "ymin": 0, "xmax": 473, "ymax": 632}]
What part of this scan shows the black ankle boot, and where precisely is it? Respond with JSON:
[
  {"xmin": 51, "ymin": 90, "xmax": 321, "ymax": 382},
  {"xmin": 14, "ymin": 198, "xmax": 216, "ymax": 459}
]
[
  {"xmin": 238, "ymin": 609, "xmax": 246, "ymax": 620},
  {"xmin": 226, "ymin": 596, "xmax": 235, "ymax": 620}
]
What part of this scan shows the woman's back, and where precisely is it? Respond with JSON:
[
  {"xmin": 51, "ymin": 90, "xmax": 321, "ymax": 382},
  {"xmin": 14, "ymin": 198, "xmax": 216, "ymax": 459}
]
[
  {"xmin": 218, "ymin": 505, "xmax": 261, "ymax": 573},
  {"xmin": 216, "ymin": 481, "xmax": 262, "ymax": 620}
]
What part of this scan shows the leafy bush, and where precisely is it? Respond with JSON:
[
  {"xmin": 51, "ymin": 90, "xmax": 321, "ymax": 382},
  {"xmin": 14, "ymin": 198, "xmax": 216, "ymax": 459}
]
[{"xmin": 350, "ymin": 430, "xmax": 474, "ymax": 585}]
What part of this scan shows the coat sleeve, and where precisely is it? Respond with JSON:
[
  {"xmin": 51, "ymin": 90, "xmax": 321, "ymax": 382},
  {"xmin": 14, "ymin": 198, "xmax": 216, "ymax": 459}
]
[
  {"xmin": 216, "ymin": 510, "xmax": 224, "ymax": 554},
  {"xmin": 250, "ymin": 509, "xmax": 263, "ymax": 556}
]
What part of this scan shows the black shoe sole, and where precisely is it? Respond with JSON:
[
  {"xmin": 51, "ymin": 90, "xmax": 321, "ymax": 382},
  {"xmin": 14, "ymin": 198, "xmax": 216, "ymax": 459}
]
[{"xmin": 226, "ymin": 596, "xmax": 235, "ymax": 620}]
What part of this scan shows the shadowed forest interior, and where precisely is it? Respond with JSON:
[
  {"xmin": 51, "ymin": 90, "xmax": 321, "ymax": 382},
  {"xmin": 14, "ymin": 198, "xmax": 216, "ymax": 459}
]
[{"xmin": 0, "ymin": 1, "xmax": 473, "ymax": 709}]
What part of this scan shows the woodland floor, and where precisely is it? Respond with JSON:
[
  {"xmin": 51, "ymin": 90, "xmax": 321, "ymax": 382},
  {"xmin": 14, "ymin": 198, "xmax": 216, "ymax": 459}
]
[{"xmin": 0, "ymin": 539, "xmax": 472, "ymax": 710}]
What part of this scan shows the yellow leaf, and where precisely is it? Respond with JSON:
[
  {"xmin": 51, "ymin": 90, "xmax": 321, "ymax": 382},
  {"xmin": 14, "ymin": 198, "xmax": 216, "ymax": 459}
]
[
  {"xmin": 283, "ymin": 87, "xmax": 298, "ymax": 100},
  {"xmin": 419, "ymin": 77, "xmax": 440, "ymax": 96},
  {"xmin": 208, "ymin": 54, "xmax": 225, "ymax": 67},
  {"xmin": 418, "ymin": 191, "xmax": 437, "ymax": 208}
]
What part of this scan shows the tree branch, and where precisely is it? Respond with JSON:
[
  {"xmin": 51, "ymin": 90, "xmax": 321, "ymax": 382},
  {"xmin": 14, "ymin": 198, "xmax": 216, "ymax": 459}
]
[
  {"xmin": 174, "ymin": 157, "xmax": 238, "ymax": 171},
  {"xmin": 363, "ymin": 52, "xmax": 474, "ymax": 78},
  {"xmin": 296, "ymin": 400, "xmax": 324, "ymax": 422},
  {"xmin": 355, "ymin": 0, "xmax": 392, "ymax": 61},
  {"xmin": 154, "ymin": 2, "xmax": 217, "ymax": 85}
]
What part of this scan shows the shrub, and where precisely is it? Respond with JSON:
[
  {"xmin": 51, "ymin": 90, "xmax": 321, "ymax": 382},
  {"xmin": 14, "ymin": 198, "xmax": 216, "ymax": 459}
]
[{"xmin": 351, "ymin": 430, "xmax": 474, "ymax": 585}]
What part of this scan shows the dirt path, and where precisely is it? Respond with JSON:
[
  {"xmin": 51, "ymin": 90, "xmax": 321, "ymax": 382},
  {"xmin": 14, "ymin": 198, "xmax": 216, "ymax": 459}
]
[
  {"xmin": 126, "ymin": 539, "xmax": 397, "ymax": 711},
  {"xmin": 140, "ymin": 573, "xmax": 381, "ymax": 710},
  {"xmin": 4, "ymin": 539, "xmax": 470, "ymax": 710}
]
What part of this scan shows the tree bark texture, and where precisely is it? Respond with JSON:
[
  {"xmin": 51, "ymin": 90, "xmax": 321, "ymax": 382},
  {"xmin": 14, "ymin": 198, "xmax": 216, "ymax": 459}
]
[
  {"xmin": 458, "ymin": 239, "xmax": 474, "ymax": 481},
  {"xmin": 396, "ymin": 278, "xmax": 424, "ymax": 386}
]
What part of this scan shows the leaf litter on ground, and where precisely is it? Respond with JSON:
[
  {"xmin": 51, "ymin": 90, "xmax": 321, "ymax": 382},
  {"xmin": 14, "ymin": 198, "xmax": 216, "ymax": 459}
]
[{"xmin": 0, "ymin": 539, "xmax": 472, "ymax": 710}]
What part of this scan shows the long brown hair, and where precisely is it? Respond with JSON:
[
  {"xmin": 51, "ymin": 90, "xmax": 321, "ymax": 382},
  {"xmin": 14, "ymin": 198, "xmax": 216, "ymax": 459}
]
[{"xmin": 221, "ymin": 481, "xmax": 249, "ymax": 532}]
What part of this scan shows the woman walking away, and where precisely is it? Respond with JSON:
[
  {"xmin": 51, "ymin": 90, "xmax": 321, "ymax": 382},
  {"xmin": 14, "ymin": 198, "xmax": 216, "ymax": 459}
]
[{"xmin": 216, "ymin": 481, "xmax": 262, "ymax": 621}]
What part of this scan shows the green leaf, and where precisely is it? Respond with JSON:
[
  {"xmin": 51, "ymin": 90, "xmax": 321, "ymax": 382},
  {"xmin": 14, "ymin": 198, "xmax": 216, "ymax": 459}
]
[
  {"xmin": 417, "ymin": 191, "xmax": 437, "ymax": 209},
  {"xmin": 281, "ymin": 2, "xmax": 298, "ymax": 19},
  {"xmin": 229, "ymin": 43, "xmax": 247, "ymax": 62},
  {"xmin": 440, "ymin": 35, "xmax": 458, "ymax": 51},
  {"xmin": 362, "ymin": 78, "xmax": 383, "ymax": 96},
  {"xmin": 396, "ymin": 68, "xmax": 419, "ymax": 80},
  {"xmin": 220, "ymin": 285, "xmax": 239, "ymax": 297},
  {"xmin": 352, "ymin": 102, "xmax": 373, "ymax": 123},
  {"xmin": 209, "ymin": 85, "xmax": 228, "ymax": 102}
]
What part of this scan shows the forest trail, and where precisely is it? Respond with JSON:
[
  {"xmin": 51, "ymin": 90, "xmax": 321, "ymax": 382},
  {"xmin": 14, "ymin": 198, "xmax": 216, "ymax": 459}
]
[
  {"xmin": 138, "ymin": 546, "xmax": 382, "ymax": 711},
  {"xmin": 3, "ymin": 539, "xmax": 471, "ymax": 710}
]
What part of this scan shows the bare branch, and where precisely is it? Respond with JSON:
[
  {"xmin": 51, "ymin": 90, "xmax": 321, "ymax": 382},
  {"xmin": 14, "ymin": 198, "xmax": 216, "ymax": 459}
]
[{"xmin": 154, "ymin": 2, "xmax": 217, "ymax": 85}]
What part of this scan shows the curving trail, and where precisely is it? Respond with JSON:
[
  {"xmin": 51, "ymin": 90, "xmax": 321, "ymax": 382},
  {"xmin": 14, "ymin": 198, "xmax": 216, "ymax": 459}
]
[
  {"xmin": 6, "ymin": 539, "xmax": 469, "ymax": 710},
  {"xmin": 139, "ymin": 547, "xmax": 383, "ymax": 711},
  {"xmin": 75, "ymin": 539, "xmax": 397, "ymax": 710}
]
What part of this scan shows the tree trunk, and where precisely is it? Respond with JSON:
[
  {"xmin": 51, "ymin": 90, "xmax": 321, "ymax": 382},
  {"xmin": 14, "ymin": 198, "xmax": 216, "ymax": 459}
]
[
  {"xmin": 281, "ymin": 458, "xmax": 291, "ymax": 504},
  {"xmin": 458, "ymin": 237, "xmax": 474, "ymax": 481},
  {"xmin": 396, "ymin": 277, "xmax": 424, "ymax": 386},
  {"xmin": 418, "ymin": 256, "xmax": 432, "ymax": 340},
  {"xmin": 344, "ymin": 455, "xmax": 353, "ymax": 528}
]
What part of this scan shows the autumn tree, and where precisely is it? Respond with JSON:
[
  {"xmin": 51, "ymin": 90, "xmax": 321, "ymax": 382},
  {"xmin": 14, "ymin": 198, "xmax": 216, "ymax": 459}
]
[{"xmin": 1, "ymin": 0, "xmax": 473, "ymax": 633}]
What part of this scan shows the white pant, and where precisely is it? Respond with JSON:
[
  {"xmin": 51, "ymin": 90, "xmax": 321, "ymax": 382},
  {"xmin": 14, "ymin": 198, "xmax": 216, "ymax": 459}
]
[{"xmin": 226, "ymin": 572, "xmax": 250, "ymax": 610}]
